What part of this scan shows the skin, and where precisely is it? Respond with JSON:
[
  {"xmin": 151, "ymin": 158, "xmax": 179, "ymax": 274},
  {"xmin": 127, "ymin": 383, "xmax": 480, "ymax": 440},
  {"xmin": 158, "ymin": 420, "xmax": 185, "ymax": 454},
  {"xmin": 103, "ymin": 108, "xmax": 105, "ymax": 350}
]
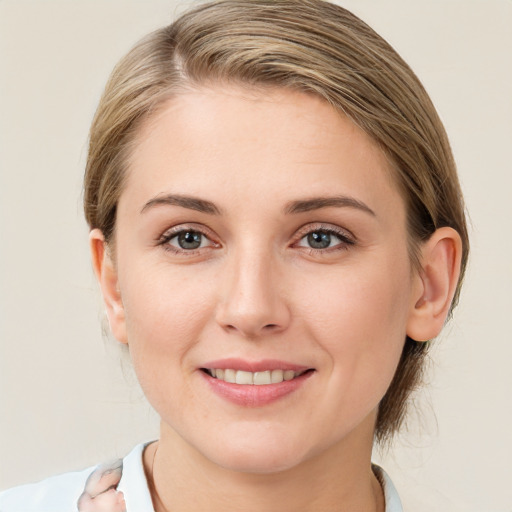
[{"xmin": 91, "ymin": 86, "xmax": 461, "ymax": 512}]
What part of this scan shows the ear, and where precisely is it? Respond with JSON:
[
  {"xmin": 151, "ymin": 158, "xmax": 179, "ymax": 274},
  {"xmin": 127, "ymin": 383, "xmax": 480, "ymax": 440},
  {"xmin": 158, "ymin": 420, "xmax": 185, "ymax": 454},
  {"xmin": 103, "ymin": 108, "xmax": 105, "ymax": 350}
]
[
  {"xmin": 89, "ymin": 229, "xmax": 127, "ymax": 344},
  {"xmin": 406, "ymin": 227, "xmax": 463, "ymax": 342}
]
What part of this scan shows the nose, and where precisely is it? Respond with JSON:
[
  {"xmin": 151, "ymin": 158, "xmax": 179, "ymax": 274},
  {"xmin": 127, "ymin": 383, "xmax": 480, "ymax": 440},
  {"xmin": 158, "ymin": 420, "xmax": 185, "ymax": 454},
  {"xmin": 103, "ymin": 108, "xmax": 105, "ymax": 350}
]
[{"xmin": 215, "ymin": 249, "xmax": 291, "ymax": 338}]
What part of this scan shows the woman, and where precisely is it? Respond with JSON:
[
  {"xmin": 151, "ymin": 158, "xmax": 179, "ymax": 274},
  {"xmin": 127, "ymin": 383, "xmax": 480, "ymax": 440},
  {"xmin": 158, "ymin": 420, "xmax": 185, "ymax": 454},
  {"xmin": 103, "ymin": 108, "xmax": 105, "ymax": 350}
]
[{"xmin": 0, "ymin": 1, "xmax": 468, "ymax": 511}]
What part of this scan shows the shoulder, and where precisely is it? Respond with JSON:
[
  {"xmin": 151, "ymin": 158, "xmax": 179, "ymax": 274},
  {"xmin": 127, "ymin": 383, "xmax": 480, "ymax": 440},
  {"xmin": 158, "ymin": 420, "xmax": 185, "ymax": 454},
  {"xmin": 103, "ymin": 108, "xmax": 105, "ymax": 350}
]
[
  {"xmin": 0, "ymin": 465, "xmax": 94, "ymax": 512},
  {"xmin": 372, "ymin": 464, "xmax": 404, "ymax": 512},
  {"xmin": 0, "ymin": 443, "xmax": 153, "ymax": 512}
]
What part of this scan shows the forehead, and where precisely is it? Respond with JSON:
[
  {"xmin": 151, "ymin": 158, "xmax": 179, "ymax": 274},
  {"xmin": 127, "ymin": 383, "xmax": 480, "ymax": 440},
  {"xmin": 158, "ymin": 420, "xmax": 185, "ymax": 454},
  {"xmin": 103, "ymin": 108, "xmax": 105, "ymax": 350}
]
[{"xmin": 122, "ymin": 86, "xmax": 403, "ymax": 218}]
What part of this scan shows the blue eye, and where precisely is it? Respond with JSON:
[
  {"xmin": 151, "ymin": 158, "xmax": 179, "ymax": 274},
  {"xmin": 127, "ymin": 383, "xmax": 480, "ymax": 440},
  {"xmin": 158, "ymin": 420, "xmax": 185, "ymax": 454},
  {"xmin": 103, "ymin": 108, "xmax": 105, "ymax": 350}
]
[
  {"xmin": 306, "ymin": 231, "xmax": 333, "ymax": 249},
  {"xmin": 296, "ymin": 228, "xmax": 354, "ymax": 251},
  {"xmin": 164, "ymin": 229, "xmax": 213, "ymax": 251},
  {"xmin": 175, "ymin": 231, "xmax": 204, "ymax": 250}
]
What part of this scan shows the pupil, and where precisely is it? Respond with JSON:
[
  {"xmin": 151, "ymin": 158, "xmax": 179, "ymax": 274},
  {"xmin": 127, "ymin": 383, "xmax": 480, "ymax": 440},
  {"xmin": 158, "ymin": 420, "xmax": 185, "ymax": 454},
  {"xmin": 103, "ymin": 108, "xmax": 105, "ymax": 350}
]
[
  {"xmin": 178, "ymin": 231, "xmax": 202, "ymax": 249},
  {"xmin": 308, "ymin": 231, "xmax": 331, "ymax": 249}
]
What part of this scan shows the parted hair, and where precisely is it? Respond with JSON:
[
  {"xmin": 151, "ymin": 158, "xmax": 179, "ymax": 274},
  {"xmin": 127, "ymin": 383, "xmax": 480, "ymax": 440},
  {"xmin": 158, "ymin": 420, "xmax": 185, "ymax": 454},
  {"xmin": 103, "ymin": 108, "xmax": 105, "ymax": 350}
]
[{"xmin": 84, "ymin": 0, "xmax": 469, "ymax": 443}]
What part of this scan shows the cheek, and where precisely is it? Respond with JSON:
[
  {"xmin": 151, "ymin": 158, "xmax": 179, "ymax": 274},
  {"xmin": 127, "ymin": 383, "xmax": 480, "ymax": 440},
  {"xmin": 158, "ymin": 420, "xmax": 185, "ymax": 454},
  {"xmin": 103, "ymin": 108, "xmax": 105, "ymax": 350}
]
[
  {"xmin": 118, "ymin": 261, "xmax": 217, "ymax": 371},
  {"xmin": 296, "ymin": 257, "xmax": 412, "ymax": 398},
  {"xmin": 298, "ymin": 259, "xmax": 412, "ymax": 341},
  {"xmin": 116, "ymin": 262, "xmax": 222, "ymax": 422}
]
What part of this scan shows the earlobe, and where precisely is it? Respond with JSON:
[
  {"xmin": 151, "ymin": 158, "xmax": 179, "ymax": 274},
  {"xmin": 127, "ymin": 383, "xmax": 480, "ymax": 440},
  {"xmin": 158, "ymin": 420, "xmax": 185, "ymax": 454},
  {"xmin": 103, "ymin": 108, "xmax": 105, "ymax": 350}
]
[
  {"xmin": 406, "ymin": 227, "xmax": 463, "ymax": 342},
  {"xmin": 89, "ymin": 229, "xmax": 128, "ymax": 344}
]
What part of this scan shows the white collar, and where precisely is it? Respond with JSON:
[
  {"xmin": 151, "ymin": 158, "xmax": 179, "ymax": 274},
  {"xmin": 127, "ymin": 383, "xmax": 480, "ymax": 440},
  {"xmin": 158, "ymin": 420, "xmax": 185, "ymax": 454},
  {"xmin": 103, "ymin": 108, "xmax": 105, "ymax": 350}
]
[
  {"xmin": 117, "ymin": 443, "xmax": 403, "ymax": 512},
  {"xmin": 117, "ymin": 442, "xmax": 155, "ymax": 512}
]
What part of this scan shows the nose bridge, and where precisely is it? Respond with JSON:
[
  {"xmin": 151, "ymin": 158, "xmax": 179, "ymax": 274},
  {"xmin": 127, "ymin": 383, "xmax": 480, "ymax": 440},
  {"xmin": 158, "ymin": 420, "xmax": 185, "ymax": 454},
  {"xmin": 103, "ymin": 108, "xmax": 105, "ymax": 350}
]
[{"xmin": 216, "ymin": 241, "xmax": 290, "ymax": 337}]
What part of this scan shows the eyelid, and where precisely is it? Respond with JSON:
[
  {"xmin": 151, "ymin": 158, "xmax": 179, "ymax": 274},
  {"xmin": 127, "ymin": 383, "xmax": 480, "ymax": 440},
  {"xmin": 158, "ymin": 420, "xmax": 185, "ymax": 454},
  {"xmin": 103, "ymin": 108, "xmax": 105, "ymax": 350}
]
[
  {"xmin": 157, "ymin": 223, "xmax": 220, "ymax": 253},
  {"xmin": 291, "ymin": 223, "xmax": 356, "ymax": 255},
  {"xmin": 293, "ymin": 222, "xmax": 356, "ymax": 243}
]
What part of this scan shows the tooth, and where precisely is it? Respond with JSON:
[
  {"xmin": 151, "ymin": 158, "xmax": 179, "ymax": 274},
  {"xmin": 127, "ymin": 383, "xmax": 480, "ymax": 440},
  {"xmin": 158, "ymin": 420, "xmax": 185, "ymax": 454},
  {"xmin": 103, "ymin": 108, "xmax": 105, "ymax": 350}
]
[
  {"xmin": 271, "ymin": 369, "xmax": 284, "ymax": 384},
  {"xmin": 224, "ymin": 369, "xmax": 236, "ymax": 383},
  {"xmin": 253, "ymin": 371, "xmax": 271, "ymax": 385},
  {"xmin": 211, "ymin": 368, "xmax": 299, "ymax": 385},
  {"xmin": 283, "ymin": 370, "xmax": 295, "ymax": 381},
  {"xmin": 235, "ymin": 370, "xmax": 254, "ymax": 385}
]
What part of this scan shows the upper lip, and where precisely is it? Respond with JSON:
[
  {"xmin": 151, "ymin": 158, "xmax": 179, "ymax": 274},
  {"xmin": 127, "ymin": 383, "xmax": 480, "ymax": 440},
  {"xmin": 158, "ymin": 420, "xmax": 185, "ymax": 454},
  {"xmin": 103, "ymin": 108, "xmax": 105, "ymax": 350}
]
[{"xmin": 200, "ymin": 358, "xmax": 311, "ymax": 373}]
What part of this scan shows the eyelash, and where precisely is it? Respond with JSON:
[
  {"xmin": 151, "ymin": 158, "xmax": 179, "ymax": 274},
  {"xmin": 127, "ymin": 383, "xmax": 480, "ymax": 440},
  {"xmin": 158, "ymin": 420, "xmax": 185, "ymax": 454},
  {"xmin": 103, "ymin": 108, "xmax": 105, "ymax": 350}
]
[
  {"xmin": 293, "ymin": 224, "xmax": 355, "ymax": 254},
  {"xmin": 158, "ymin": 225, "xmax": 219, "ymax": 255},
  {"xmin": 157, "ymin": 223, "xmax": 355, "ymax": 256}
]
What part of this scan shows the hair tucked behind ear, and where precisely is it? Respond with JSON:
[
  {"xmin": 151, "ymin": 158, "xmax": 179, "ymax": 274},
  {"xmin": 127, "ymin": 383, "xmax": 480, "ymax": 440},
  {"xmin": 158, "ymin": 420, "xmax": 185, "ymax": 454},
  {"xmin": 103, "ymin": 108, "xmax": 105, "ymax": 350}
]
[{"xmin": 84, "ymin": 0, "xmax": 469, "ymax": 443}]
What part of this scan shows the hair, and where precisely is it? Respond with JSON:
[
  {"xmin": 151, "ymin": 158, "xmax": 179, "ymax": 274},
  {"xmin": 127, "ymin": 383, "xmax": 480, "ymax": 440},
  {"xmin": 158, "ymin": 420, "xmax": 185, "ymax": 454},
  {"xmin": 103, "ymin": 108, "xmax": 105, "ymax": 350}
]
[{"xmin": 84, "ymin": 0, "xmax": 469, "ymax": 443}]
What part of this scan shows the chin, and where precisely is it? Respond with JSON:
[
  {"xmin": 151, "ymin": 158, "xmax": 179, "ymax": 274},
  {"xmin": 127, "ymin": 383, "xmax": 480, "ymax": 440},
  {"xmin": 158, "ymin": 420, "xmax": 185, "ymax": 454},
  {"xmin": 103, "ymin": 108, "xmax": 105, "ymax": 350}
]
[
  {"xmin": 200, "ymin": 431, "xmax": 311, "ymax": 475},
  {"xmin": 214, "ymin": 449, "xmax": 305, "ymax": 475}
]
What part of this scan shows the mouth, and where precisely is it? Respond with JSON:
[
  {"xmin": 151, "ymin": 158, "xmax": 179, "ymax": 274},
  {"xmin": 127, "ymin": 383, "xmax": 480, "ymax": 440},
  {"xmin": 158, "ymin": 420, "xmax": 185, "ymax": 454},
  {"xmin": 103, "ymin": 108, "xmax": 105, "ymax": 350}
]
[
  {"xmin": 198, "ymin": 361, "xmax": 315, "ymax": 406},
  {"xmin": 200, "ymin": 368, "xmax": 313, "ymax": 385}
]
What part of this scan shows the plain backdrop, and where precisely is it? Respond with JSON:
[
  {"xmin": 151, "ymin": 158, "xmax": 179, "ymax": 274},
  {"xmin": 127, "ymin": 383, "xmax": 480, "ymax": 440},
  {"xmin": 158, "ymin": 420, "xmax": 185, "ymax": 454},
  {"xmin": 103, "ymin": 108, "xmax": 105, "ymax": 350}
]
[{"xmin": 1, "ymin": 1, "xmax": 511, "ymax": 510}]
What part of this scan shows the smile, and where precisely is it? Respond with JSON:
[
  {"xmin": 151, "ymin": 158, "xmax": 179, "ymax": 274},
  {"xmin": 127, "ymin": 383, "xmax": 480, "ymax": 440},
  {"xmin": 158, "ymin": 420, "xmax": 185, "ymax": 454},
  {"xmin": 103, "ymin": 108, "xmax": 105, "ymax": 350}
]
[
  {"xmin": 202, "ymin": 368, "xmax": 309, "ymax": 385},
  {"xmin": 199, "ymin": 362, "xmax": 315, "ymax": 407}
]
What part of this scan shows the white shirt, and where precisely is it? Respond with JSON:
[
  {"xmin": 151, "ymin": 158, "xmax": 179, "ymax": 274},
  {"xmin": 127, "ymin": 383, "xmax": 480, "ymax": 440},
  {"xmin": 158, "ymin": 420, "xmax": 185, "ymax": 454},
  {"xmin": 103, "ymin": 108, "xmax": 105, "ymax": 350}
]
[{"xmin": 0, "ymin": 443, "xmax": 403, "ymax": 511}]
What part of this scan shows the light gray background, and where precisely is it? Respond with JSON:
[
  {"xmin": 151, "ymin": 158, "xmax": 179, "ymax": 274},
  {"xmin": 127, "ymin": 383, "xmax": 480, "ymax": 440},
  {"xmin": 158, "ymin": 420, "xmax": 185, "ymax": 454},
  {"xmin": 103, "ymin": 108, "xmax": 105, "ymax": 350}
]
[{"xmin": 1, "ymin": 1, "xmax": 511, "ymax": 510}]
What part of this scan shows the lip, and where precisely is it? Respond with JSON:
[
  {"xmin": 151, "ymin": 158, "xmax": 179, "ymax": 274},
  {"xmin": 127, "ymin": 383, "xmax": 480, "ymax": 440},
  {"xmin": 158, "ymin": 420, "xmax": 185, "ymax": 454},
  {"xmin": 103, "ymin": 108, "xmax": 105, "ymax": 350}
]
[
  {"xmin": 201, "ymin": 358, "xmax": 310, "ymax": 373},
  {"xmin": 199, "ymin": 359, "xmax": 314, "ymax": 407}
]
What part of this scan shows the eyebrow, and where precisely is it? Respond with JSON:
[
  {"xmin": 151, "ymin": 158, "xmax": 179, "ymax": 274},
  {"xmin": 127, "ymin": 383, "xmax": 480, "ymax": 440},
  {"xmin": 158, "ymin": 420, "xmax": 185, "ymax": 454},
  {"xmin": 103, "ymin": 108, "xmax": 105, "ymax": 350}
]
[
  {"xmin": 284, "ymin": 196, "xmax": 376, "ymax": 216},
  {"xmin": 141, "ymin": 194, "xmax": 221, "ymax": 215},
  {"xmin": 140, "ymin": 193, "xmax": 375, "ymax": 217}
]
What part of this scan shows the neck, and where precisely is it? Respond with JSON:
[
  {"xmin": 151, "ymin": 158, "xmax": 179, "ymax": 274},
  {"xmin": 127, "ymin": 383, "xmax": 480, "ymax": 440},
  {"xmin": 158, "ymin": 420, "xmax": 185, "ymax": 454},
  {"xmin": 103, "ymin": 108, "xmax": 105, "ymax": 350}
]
[{"xmin": 144, "ymin": 419, "xmax": 384, "ymax": 512}]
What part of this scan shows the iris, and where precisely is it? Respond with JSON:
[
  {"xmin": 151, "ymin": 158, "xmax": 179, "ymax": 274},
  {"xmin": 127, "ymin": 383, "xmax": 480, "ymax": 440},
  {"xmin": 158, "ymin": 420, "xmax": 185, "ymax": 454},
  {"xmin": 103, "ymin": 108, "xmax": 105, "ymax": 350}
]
[
  {"xmin": 178, "ymin": 231, "xmax": 203, "ymax": 250},
  {"xmin": 307, "ymin": 231, "xmax": 331, "ymax": 249}
]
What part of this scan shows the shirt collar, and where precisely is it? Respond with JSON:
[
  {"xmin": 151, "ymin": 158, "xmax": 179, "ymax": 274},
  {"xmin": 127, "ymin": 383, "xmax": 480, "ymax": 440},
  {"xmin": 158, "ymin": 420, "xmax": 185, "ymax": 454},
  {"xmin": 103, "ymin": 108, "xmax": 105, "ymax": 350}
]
[
  {"xmin": 117, "ymin": 442, "xmax": 156, "ymax": 512},
  {"xmin": 117, "ymin": 443, "xmax": 403, "ymax": 512}
]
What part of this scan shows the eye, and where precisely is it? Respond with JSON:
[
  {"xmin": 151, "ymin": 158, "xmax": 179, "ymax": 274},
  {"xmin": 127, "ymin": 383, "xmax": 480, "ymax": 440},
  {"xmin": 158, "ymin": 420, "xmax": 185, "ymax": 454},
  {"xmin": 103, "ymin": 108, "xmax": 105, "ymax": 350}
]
[
  {"xmin": 295, "ymin": 226, "xmax": 355, "ymax": 251},
  {"xmin": 159, "ymin": 227, "xmax": 217, "ymax": 253},
  {"xmin": 304, "ymin": 231, "xmax": 335, "ymax": 249},
  {"xmin": 171, "ymin": 230, "xmax": 208, "ymax": 250}
]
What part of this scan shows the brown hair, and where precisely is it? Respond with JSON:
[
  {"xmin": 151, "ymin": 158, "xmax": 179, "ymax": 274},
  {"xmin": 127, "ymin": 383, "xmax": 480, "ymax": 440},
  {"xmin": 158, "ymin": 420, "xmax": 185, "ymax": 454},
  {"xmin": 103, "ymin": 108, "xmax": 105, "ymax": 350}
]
[{"xmin": 84, "ymin": 0, "xmax": 469, "ymax": 443}]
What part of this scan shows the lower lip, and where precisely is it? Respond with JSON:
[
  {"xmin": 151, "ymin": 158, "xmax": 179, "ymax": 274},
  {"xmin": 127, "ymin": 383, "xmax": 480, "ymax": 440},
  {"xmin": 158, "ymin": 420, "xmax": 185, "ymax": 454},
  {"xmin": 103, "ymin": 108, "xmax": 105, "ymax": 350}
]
[{"xmin": 200, "ymin": 371, "xmax": 313, "ymax": 407}]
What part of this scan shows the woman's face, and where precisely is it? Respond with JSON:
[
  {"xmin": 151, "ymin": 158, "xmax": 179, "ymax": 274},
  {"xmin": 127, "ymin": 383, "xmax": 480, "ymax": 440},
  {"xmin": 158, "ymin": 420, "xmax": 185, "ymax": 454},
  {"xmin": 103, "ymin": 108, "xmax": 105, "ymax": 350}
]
[{"xmin": 102, "ymin": 86, "xmax": 423, "ymax": 473}]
